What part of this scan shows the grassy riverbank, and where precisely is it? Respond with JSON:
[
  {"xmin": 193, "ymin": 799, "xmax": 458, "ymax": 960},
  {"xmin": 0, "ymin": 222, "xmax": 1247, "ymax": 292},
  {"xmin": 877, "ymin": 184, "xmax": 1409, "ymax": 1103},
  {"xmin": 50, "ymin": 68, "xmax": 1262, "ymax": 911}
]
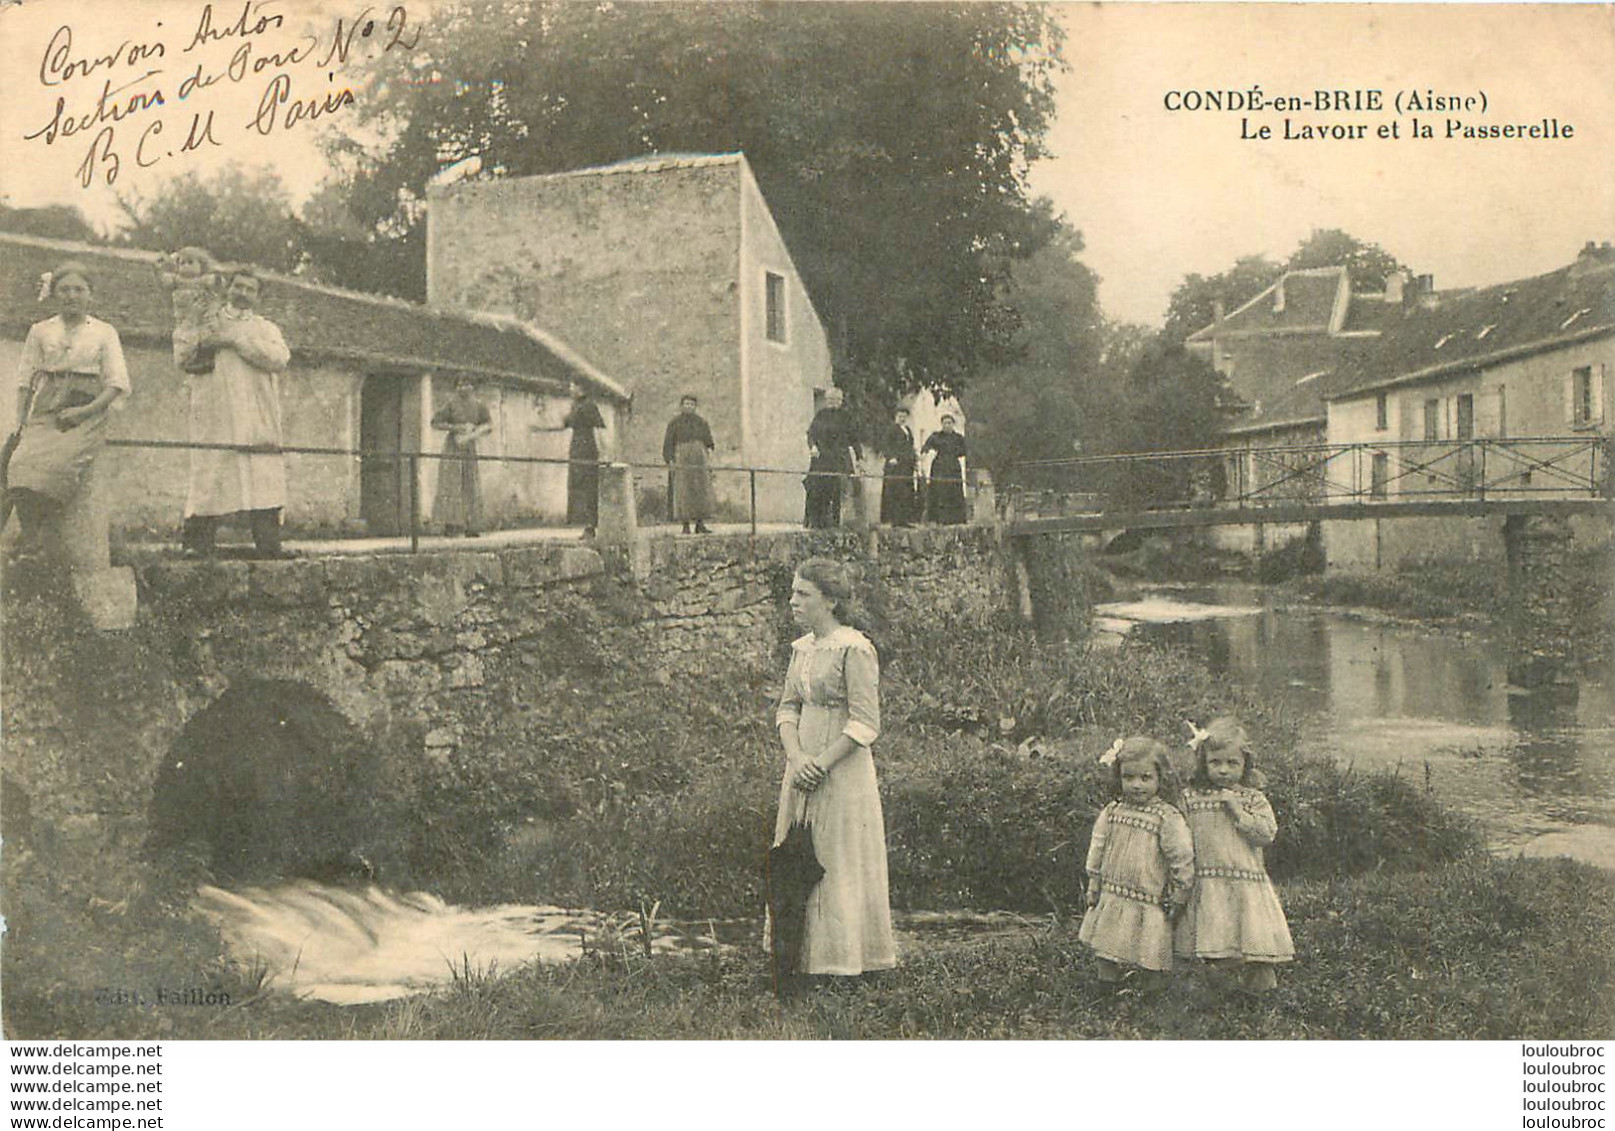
[{"xmin": 3, "ymin": 607, "xmax": 1605, "ymax": 1040}]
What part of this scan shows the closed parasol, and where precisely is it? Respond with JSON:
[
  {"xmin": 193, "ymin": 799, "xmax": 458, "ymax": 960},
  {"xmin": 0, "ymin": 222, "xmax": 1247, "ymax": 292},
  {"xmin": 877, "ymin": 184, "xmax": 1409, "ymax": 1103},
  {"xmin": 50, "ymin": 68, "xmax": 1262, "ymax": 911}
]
[{"xmin": 765, "ymin": 819, "xmax": 824, "ymax": 998}]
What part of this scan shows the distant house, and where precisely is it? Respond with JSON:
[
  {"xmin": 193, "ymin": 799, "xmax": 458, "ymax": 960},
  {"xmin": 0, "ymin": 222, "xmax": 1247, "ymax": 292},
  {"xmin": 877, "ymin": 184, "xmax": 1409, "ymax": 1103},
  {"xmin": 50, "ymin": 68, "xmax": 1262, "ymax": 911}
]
[
  {"xmin": 426, "ymin": 153, "xmax": 833, "ymax": 523},
  {"xmin": 1187, "ymin": 265, "xmax": 1398, "ymax": 551},
  {"xmin": 0, "ymin": 233, "xmax": 628, "ymax": 543},
  {"xmin": 1322, "ymin": 242, "xmax": 1614, "ymax": 569}
]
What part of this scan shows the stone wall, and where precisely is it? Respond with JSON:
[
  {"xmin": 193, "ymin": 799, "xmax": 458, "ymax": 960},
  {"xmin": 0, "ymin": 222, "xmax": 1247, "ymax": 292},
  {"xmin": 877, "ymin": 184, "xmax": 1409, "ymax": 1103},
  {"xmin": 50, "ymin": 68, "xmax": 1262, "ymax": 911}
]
[
  {"xmin": 426, "ymin": 162, "xmax": 745, "ymax": 493},
  {"xmin": 1, "ymin": 526, "xmax": 1010, "ymax": 886}
]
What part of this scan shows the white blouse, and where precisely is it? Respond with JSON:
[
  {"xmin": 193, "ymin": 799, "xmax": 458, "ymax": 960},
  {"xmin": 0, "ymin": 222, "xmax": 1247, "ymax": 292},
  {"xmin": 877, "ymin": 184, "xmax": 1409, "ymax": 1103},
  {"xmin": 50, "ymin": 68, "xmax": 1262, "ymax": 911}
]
[{"xmin": 16, "ymin": 316, "xmax": 130, "ymax": 394}]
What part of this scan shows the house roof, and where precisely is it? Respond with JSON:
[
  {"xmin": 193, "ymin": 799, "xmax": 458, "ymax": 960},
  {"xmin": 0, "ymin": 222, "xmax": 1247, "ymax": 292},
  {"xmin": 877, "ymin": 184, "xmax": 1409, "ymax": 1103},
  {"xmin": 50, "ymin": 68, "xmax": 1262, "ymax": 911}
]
[
  {"xmin": 1188, "ymin": 267, "xmax": 1346, "ymax": 340},
  {"xmin": 1327, "ymin": 250, "xmax": 1615, "ymax": 400},
  {"xmin": 1219, "ymin": 339, "xmax": 1388, "ymax": 435},
  {"xmin": 0, "ymin": 233, "xmax": 628, "ymax": 402},
  {"xmin": 427, "ymin": 152, "xmax": 745, "ymax": 197}
]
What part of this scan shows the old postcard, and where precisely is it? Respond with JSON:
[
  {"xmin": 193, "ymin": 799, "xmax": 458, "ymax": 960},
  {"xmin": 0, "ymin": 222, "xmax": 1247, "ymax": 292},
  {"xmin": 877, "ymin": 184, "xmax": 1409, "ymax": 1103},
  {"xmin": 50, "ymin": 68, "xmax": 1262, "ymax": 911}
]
[{"xmin": 0, "ymin": 0, "xmax": 1610, "ymax": 1124}]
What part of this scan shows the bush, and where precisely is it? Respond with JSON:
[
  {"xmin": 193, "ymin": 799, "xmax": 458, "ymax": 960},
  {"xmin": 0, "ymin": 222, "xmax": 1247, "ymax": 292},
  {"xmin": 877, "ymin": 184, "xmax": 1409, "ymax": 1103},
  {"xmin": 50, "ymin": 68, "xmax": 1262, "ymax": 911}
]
[
  {"xmin": 455, "ymin": 610, "xmax": 1480, "ymax": 918},
  {"xmin": 1255, "ymin": 524, "xmax": 1325, "ymax": 583}
]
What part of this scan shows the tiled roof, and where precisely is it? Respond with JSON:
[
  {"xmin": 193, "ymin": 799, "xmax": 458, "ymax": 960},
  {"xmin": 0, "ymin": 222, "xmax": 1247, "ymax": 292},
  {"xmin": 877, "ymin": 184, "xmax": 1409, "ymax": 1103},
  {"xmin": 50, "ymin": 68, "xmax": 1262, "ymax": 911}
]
[
  {"xmin": 1221, "ymin": 339, "xmax": 1386, "ymax": 435},
  {"xmin": 1328, "ymin": 253, "xmax": 1615, "ymax": 399},
  {"xmin": 1188, "ymin": 267, "xmax": 1347, "ymax": 340},
  {"xmin": 0, "ymin": 233, "xmax": 628, "ymax": 401}
]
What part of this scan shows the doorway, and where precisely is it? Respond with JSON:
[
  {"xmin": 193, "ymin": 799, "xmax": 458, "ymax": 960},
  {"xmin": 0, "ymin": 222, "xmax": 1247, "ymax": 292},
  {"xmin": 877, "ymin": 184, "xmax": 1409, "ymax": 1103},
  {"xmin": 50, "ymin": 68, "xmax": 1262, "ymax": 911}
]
[{"xmin": 359, "ymin": 373, "xmax": 422, "ymax": 535}]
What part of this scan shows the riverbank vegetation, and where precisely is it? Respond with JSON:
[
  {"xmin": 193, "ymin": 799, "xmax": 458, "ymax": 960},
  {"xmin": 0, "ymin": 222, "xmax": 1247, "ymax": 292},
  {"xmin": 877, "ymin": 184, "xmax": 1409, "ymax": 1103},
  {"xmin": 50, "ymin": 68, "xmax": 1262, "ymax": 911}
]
[
  {"xmin": 1292, "ymin": 543, "xmax": 1614, "ymax": 662},
  {"xmin": 2, "ymin": 604, "xmax": 1605, "ymax": 1040}
]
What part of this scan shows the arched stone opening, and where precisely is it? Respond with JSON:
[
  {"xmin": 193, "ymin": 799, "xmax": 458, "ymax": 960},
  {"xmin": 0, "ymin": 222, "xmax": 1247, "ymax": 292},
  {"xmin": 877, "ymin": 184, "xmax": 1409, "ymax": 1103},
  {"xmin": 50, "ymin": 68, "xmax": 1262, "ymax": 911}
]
[{"xmin": 146, "ymin": 679, "xmax": 401, "ymax": 885}]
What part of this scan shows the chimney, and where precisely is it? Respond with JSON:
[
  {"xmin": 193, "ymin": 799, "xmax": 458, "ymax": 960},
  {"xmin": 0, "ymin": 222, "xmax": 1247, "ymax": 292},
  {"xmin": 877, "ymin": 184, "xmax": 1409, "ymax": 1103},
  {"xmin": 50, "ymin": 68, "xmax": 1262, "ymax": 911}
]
[
  {"xmin": 1416, "ymin": 274, "xmax": 1439, "ymax": 309},
  {"xmin": 1383, "ymin": 271, "xmax": 1406, "ymax": 304},
  {"xmin": 1212, "ymin": 297, "xmax": 1226, "ymax": 325},
  {"xmin": 1571, "ymin": 240, "xmax": 1615, "ymax": 275},
  {"xmin": 1273, "ymin": 276, "xmax": 1286, "ymax": 313}
]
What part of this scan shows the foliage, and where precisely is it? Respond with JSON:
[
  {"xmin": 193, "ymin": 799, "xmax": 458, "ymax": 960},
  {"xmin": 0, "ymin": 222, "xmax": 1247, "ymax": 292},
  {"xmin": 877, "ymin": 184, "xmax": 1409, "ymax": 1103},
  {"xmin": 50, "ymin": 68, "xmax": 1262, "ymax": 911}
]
[
  {"xmin": 1287, "ymin": 227, "xmax": 1407, "ymax": 290},
  {"xmin": 324, "ymin": 1, "xmax": 1066, "ymax": 398},
  {"xmin": 419, "ymin": 608, "xmax": 1479, "ymax": 919},
  {"xmin": 115, "ymin": 166, "xmax": 306, "ymax": 273},
  {"xmin": 1100, "ymin": 342, "xmax": 1228, "ymax": 506},
  {"xmin": 1296, "ymin": 545, "xmax": 1613, "ymax": 663},
  {"xmin": 493, "ymin": 852, "xmax": 1609, "ymax": 1039},
  {"xmin": 0, "ymin": 202, "xmax": 101, "ymax": 242},
  {"xmin": 1160, "ymin": 253, "xmax": 1284, "ymax": 345},
  {"xmin": 963, "ymin": 225, "xmax": 1110, "ymax": 482},
  {"xmin": 1254, "ymin": 524, "xmax": 1326, "ymax": 583}
]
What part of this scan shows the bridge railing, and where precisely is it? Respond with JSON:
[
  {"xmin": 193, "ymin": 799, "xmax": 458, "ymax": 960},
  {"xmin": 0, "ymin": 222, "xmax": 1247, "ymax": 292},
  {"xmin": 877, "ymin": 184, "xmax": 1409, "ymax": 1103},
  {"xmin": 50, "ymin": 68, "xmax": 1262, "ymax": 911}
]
[
  {"xmin": 1003, "ymin": 435, "xmax": 1610, "ymax": 518},
  {"xmin": 93, "ymin": 436, "xmax": 981, "ymax": 553}
]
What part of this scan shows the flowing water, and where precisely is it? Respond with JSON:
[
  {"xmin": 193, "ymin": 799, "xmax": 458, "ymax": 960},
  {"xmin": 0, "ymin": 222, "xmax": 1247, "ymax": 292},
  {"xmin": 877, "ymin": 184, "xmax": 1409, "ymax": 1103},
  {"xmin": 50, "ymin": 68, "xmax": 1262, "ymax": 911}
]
[{"xmin": 1096, "ymin": 584, "xmax": 1615, "ymax": 867}]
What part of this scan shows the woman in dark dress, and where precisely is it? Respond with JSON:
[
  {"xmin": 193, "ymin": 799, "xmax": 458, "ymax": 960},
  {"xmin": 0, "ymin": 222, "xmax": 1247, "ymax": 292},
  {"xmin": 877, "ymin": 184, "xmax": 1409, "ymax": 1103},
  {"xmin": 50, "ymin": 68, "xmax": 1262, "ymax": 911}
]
[
  {"xmin": 563, "ymin": 393, "xmax": 606, "ymax": 537},
  {"xmin": 878, "ymin": 406, "xmax": 918, "ymax": 526},
  {"xmin": 922, "ymin": 414, "xmax": 968, "ymax": 525}
]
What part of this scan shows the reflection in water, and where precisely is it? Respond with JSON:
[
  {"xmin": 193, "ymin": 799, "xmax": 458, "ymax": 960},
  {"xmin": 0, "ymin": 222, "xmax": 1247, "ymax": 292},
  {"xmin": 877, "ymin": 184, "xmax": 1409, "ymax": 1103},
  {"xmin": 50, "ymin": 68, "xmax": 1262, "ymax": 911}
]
[{"xmin": 1109, "ymin": 588, "xmax": 1615, "ymax": 867}]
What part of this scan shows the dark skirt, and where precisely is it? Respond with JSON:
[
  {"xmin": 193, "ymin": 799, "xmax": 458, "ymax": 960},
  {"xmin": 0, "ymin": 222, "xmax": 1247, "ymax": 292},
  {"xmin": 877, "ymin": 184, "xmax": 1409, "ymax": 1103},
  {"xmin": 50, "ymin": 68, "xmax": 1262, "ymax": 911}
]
[
  {"xmin": 567, "ymin": 460, "xmax": 599, "ymax": 527},
  {"xmin": 927, "ymin": 463, "xmax": 967, "ymax": 525},
  {"xmin": 880, "ymin": 461, "xmax": 917, "ymax": 525},
  {"xmin": 434, "ymin": 437, "xmax": 482, "ymax": 532}
]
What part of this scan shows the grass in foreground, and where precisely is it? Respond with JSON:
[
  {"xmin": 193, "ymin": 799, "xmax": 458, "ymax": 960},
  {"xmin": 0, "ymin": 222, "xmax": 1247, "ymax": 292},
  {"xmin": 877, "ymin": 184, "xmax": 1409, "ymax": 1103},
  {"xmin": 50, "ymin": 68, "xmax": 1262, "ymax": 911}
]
[
  {"xmin": 363, "ymin": 856, "xmax": 1615, "ymax": 1040},
  {"xmin": 10, "ymin": 855, "xmax": 1605, "ymax": 1041}
]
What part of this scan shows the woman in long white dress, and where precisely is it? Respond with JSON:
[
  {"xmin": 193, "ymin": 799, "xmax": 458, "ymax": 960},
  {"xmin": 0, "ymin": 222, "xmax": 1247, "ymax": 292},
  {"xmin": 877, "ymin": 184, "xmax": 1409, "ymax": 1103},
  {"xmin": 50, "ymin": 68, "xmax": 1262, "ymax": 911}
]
[{"xmin": 772, "ymin": 557, "xmax": 897, "ymax": 979}]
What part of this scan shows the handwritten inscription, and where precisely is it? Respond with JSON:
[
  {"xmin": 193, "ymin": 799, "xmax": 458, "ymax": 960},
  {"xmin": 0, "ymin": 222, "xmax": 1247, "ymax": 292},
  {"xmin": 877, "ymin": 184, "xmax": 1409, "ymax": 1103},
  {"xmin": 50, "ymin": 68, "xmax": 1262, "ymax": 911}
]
[{"xmin": 19, "ymin": 3, "xmax": 422, "ymax": 188}]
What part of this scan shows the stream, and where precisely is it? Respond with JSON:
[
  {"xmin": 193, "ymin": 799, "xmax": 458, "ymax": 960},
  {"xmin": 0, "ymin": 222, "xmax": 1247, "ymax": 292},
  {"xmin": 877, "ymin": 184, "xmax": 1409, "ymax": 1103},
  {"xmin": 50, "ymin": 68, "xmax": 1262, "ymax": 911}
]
[{"xmin": 1096, "ymin": 584, "xmax": 1615, "ymax": 868}]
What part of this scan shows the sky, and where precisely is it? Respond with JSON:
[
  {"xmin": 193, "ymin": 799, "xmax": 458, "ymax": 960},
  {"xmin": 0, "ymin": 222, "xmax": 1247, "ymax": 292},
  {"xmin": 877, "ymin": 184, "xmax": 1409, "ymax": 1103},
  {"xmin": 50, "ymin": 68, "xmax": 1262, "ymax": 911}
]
[
  {"xmin": 1032, "ymin": 4, "xmax": 1615, "ymax": 325},
  {"xmin": 1, "ymin": 2, "xmax": 1612, "ymax": 329}
]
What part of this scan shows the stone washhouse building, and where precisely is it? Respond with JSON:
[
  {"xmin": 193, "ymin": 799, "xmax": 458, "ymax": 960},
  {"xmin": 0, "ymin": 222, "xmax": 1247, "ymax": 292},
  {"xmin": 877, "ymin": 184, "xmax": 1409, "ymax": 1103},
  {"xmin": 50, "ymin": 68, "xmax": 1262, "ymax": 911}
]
[
  {"xmin": 0, "ymin": 233, "xmax": 629, "ymax": 545},
  {"xmin": 1322, "ymin": 242, "xmax": 1614, "ymax": 569},
  {"xmin": 426, "ymin": 152, "xmax": 833, "ymax": 524}
]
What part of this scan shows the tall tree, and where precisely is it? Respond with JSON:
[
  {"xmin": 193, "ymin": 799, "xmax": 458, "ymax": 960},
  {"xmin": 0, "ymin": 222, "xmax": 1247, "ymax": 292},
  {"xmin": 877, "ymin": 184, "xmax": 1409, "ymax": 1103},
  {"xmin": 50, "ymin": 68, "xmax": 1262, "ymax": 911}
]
[
  {"xmin": 326, "ymin": 1, "xmax": 1064, "ymax": 399},
  {"xmin": 1160, "ymin": 254, "xmax": 1283, "ymax": 345},
  {"xmin": 1286, "ymin": 227, "xmax": 1405, "ymax": 290},
  {"xmin": 964, "ymin": 224, "xmax": 1109, "ymax": 486}
]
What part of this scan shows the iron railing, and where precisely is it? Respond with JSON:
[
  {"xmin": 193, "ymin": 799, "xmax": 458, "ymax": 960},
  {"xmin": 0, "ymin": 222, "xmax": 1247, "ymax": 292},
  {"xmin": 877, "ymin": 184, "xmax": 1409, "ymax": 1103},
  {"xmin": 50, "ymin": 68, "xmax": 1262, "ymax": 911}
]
[
  {"xmin": 1006, "ymin": 436, "xmax": 1609, "ymax": 516},
  {"xmin": 102, "ymin": 437, "xmax": 970, "ymax": 552}
]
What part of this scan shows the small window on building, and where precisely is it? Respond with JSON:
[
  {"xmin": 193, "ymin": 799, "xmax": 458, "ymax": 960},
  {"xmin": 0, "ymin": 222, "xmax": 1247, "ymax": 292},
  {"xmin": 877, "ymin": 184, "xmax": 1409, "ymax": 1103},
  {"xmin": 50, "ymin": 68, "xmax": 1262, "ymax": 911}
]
[
  {"xmin": 1423, "ymin": 398, "xmax": 1440, "ymax": 442},
  {"xmin": 765, "ymin": 271, "xmax": 787, "ymax": 343},
  {"xmin": 1571, "ymin": 366, "xmax": 1595, "ymax": 427},
  {"xmin": 1375, "ymin": 392, "xmax": 1389, "ymax": 431},
  {"xmin": 1370, "ymin": 452, "xmax": 1390, "ymax": 499}
]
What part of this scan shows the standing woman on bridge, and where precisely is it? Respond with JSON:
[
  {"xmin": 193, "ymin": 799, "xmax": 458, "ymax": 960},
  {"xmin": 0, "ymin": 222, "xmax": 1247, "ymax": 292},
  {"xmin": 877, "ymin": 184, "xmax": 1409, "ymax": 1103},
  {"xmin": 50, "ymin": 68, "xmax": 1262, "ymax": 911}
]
[
  {"xmin": 922, "ymin": 413, "xmax": 968, "ymax": 524},
  {"xmin": 561, "ymin": 390, "xmax": 606, "ymax": 539},
  {"xmin": 5, "ymin": 262, "xmax": 130, "ymax": 568},
  {"xmin": 431, "ymin": 376, "xmax": 493, "ymax": 537},
  {"xmin": 771, "ymin": 558, "xmax": 897, "ymax": 985}
]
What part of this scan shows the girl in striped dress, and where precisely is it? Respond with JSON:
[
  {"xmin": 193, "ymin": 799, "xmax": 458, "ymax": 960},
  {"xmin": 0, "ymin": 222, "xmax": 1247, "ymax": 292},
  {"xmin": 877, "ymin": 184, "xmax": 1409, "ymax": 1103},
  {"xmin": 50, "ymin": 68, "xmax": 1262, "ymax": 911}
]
[{"xmin": 1079, "ymin": 736, "xmax": 1195, "ymax": 991}]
